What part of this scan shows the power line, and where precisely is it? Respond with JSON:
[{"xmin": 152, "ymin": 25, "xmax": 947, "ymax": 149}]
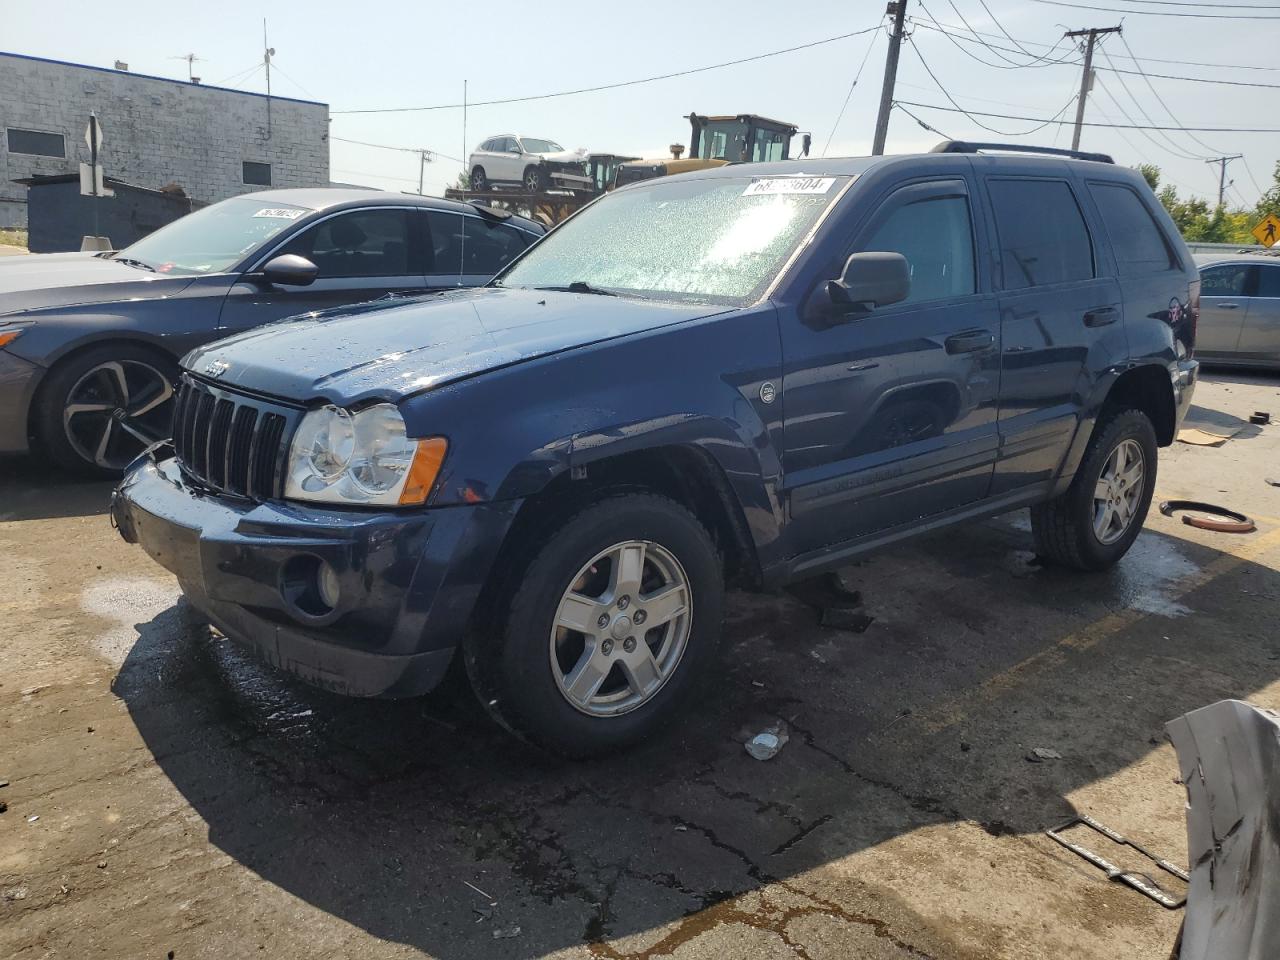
[
  {"xmin": 332, "ymin": 26, "xmax": 880, "ymax": 115},
  {"xmin": 1030, "ymin": 0, "xmax": 1280, "ymax": 17},
  {"xmin": 822, "ymin": 27, "xmax": 882, "ymax": 156},
  {"xmin": 975, "ymin": 0, "xmax": 1073, "ymax": 62},
  {"xmin": 906, "ymin": 33, "xmax": 1079, "ymax": 136},
  {"xmin": 1242, "ymin": 157, "xmax": 1267, "ymax": 197},
  {"xmin": 915, "ymin": 2, "xmax": 1080, "ymax": 69},
  {"xmin": 1113, "ymin": 32, "xmax": 1225, "ymax": 158},
  {"xmin": 331, "ymin": 135, "xmax": 463, "ymax": 164},
  {"xmin": 893, "ymin": 99, "xmax": 1280, "ymax": 132},
  {"xmin": 1092, "ymin": 74, "xmax": 1202, "ymax": 161},
  {"xmin": 1095, "ymin": 45, "xmax": 1207, "ymax": 160},
  {"xmin": 908, "ymin": 15, "xmax": 1279, "ymax": 71},
  {"xmin": 1109, "ymin": 0, "xmax": 1280, "ymax": 7},
  {"xmin": 894, "ymin": 102, "xmax": 953, "ymax": 139}
]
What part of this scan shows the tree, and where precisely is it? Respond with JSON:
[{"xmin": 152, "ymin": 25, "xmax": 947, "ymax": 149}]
[
  {"xmin": 1257, "ymin": 160, "xmax": 1280, "ymax": 220},
  {"xmin": 1137, "ymin": 164, "xmax": 1255, "ymax": 244}
]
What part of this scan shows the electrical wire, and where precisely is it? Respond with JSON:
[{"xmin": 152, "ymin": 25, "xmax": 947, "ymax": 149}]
[
  {"xmin": 332, "ymin": 26, "xmax": 880, "ymax": 115},
  {"xmin": 1242, "ymin": 158, "xmax": 1268, "ymax": 197},
  {"xmin": 908, "ymin": 16, "xmax": 1279, "ymax": 72},
  {"xmin": 893, "ymin": 99, "xmax": 1280, "ymax": 132},
  {"xmin": 915, "ymin": 1, "xmax": 1080, "ymax": 69},
  {"xmin": 975, "ymin": 0, "xmax": 1072, "ymax": 62},
  {"xmin": 1030, "ymin": 0, "xmax": 1280, "ymax": 17},
  {"xmin": 1095, "ymin": 46, "xmax": 1208, "ymax": 160},
  {"xmin": 894, "ymin": 103, "xmax": 953, "ymax": 139},
  {"xmin": 906, "ymin": 33, "xmax": 1079, "ymax": 136},
  {"xmin": 1114, "ymin": 32, "xmax": 1225, "ymax": 157},
  {"xmin": 822, "ymin": 26, "xmax": 882, "ymax": 156},
  {"xmin": 331, "ymin": 136, "xmax": 464, "ymax": 164}
]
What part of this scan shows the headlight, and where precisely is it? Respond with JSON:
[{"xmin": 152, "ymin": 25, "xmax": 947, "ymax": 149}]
[{"xmin": 284, "ymin": 403, "xmax": 446, "ymax": 506}]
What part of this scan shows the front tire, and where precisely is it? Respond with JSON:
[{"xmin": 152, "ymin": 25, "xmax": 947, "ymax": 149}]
[
  {"xmin": 35, "ymin": 343, "xmax": 178, "ymax": 476},
  {"xmin": 470, "ymin": 166, "xmax": 488, "ymax": 191},
  {"xmin": 1031, "ymin": 408, "xmax": 1157, "ymax": 570},
  {"xmin": 465, "ymin": 493, "xmax": 724, "ymax": 758},
  {"xmin": 523, "ymin": 165, "xmax": 547, "ymax": 192}
]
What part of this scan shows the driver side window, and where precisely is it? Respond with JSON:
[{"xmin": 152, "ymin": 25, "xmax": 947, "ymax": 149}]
[
  {"xmin": 858, "ymin": 194, "xmax": 976, "ymax": 304},
  {"xmin": 280, "ymin": 209, "xmax": 417, "ymax": 279}
]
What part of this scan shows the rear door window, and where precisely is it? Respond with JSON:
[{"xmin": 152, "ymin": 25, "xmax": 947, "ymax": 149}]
[
  {"xmin": 1088, "ymin": 182, "xmax": 1178, "ymax": 275},
  {"xmin": 859, "ymin": 194, "xmax": 976, "ymax": 304},
  {"xmin": 1200, "ymin": 263, "xmax": 1250, "ymax": 297},
  {"xmin": 987, "ymin": 179, "xmax": 1094, "ymax": 289},
  {"xmin": 426, "ymin": 212, "xmax": 531, "ymax": 277},
  {"xmin": 1256, "ymin": 264, "xmax": 1280, "ymax": 298}
]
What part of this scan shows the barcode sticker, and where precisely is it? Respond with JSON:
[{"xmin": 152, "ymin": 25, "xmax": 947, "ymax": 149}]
[{"xmin": 742, "ymin": 177, "xmax": 836, "ymax": 197}]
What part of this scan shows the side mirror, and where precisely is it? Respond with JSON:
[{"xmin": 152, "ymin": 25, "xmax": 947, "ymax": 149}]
[
  {"xmin": 828, "ymin": 252, "xmax": 910, "ymax": 313},
  {"xmin": 257, "ymin": 254, "xmax": 318, "ymax": 287}
]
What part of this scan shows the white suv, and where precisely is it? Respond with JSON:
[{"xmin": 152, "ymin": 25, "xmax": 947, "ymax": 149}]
[{"xmin": 468, "ymin": 135, "xmax": 589, "ymax": 193}]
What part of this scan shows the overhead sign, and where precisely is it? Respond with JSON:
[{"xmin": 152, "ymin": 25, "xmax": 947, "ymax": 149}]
[
  {"xmin": 84, "ymin": 114, "xmax": 105, "ymax": 154},
  {"xmin": 1253, "ymin": 213, "xmax": 1280, "ymax": 248}
]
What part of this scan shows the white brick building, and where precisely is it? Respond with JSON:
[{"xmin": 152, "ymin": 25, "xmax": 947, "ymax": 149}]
[{"xmin": 0, "ymin": 51, "xmax": 329, "ymax": 228}]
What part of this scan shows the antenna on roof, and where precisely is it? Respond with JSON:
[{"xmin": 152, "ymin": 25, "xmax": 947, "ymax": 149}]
[{"xmin": 169, "ymin": 52, "xmax": 204, "ymax": 82}]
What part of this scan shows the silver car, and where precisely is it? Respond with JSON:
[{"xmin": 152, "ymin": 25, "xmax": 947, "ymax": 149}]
[
  {"xmin": 1195, "ymin": 254, "xmax": 1280, "ymax": 369},
  {"xmin": 468, "ymin": 135, "xmax": 589, "ymax": 193}
]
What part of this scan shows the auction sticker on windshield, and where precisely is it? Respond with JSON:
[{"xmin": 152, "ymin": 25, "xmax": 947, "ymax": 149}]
[
  {"xmin": 742, "ymin": 177, "xmax": 836, "ymax": 197},
  {"xmin": 252, "ymin": 208, "xmax": 307, "ymax": 219}
]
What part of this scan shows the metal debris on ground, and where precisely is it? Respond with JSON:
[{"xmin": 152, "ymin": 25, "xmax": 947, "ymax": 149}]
[
  {"xmin": 745, "ymin": 722, "xmax": 790, "ymax": 761},
  {"xmin": 3, "ymin": 887, "xmax": 29, "ymax": 901},
  {"xmin": 787, "ymin": 571, "xmax": 876, "ymax": 633},
  {"xmin": 1166, "ymin": 700, "xmax": 1280, "ymax": 960},
  {"xmin": 491, "ymin": 925, "xmax": 521, "ymax": 940},
  {"xmin": 1158, "ymin": 500, "xmax": 1256, "ymax": 534},
  {"xmin": 1266, "ymin": 477, "xmax": 1280, "ymax": 487},
  {"xmin": 463, "ymin": 879, "xmax": 494, "ymax": 901},
  {"xmin": 1027, "ymin": 747, "xmax": 1062, "ymax": 762},
  {"xmin": 1249, "ymin": 411, "xmax": 1270, "ymax": 425},
  {"xmin": 1045, "ymin": 814, "xmax": 1187, "ymax": 909}
]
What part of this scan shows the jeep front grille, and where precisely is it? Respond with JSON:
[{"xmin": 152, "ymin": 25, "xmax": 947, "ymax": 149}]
[{"xmin": 171, "ymin": 375, "xmax": 298, "ymax": 499}]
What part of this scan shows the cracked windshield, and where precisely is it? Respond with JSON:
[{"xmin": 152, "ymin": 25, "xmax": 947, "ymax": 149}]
[{"xmin": 500, "ymin": 175, "xmax": 849, "ymax": 305}]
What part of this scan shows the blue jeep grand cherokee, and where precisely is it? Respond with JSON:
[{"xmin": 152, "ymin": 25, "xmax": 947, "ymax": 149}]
[{"xmin": 114, "ymin": 143, "xmax": 1199, "ymax": 757}]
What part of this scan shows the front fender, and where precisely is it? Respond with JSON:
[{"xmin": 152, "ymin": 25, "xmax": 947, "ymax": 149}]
[{"xmin": 400, "ymin": 305, "xmax": 785, "ymax": 559}]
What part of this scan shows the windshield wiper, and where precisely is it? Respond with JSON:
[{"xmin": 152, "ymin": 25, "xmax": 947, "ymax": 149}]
[
  {"xmin": 535, "ymin": 281, "xmax": 617, "ymax": 297},
  {"xmin": 112, "ymin": 256, "xmax": 156, "ymax": 273}
]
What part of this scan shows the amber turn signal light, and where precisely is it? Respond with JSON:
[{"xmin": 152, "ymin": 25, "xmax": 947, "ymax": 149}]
[
  {"xmin": 399, "ymin": 437, "xmax": 448, "ymax": 505},
  {"xmin": 0, "ymin": 330, "xmax": 24, "ymax": 350}
]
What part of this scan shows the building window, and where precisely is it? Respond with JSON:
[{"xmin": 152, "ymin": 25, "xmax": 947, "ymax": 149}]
[
  {"xmin": 242, "ymin": 161, "xmax": 272, "ymax": 186},
  {"xmin": 7, "ymin": 128, "xmax": 66, "ymax": 158}
]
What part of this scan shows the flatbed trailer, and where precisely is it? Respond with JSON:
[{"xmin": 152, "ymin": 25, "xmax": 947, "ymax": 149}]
[{"xmin": 444, "ymin": 187, "xmax": 595, "ymax": 227}]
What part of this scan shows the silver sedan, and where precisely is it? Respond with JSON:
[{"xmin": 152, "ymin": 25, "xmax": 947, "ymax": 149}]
[{"xmin": 1195, "ymin": 253, "xmax": 1280, "ymax": 369}]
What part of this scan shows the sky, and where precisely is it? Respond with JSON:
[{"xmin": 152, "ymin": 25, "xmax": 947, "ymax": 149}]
[{"xmin": 4, "ymin": 0, "xmax": 1278, "ymax": 206}]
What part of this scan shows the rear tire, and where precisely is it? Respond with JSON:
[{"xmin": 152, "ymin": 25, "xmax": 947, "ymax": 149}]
[
  {"xmin": 1030, "ymin": 408, "xmax": 1157, "ymax": 571},
  {"xmin": 470, "ymin": 166, "xmax": 488, "ymax": 191},
  {"xmin": 35, "ymin": 343, "xmax": 178, "ymax": 477},
  {"xmin": 465, "ymin": 493, "xmax": 724, "ymax": 758}
]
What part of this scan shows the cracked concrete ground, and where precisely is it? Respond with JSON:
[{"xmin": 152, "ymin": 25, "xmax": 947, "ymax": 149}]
[{"xmin": 2, "ymin": 371, "xmax": 1279, "ymax": 960}]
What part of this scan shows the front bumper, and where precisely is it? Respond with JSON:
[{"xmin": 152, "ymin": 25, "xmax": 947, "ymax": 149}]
[
  {"xmin": 0, "ymin": 349, "xmax": 43, "ymax": 454},
  {"xmin": 112, "ymin": 455, "xmax": 519, "ymax": 697}
]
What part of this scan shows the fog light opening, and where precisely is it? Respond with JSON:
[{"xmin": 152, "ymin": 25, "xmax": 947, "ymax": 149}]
[{"xmin": 280, "ymin": 555, "xmax": 340, "ymax": 620}]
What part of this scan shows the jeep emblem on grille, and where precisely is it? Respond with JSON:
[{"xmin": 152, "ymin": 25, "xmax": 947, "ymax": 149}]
[{"xmin": 204, "ymin": 359, "xmax": 230, "ymax": 378}]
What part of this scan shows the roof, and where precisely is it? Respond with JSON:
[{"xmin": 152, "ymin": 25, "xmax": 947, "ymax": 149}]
[
  {"xmin": 234, "ymin": 188, "xmax": 545, "ymax": 231},
  {"xmin": 0, "ymin": 50, "xmax": 326, "ymax": 107}
]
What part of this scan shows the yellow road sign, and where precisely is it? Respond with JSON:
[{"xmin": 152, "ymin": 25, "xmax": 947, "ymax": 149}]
[{"xmin": 1253, "ymin": 213, "xmax": 1280, "ymax": 248}]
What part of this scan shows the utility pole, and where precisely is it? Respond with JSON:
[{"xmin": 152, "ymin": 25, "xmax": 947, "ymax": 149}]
[
  {"xmin": 872, "ymin": 0, "xmax": 908, "ymax": 156},
  {"xmin": 1064, "ymin": 25, "xmax": 1121, "ymax": 151},
  {"xmin": 1205, "ymin": 155, "xmax": 1242, "ymax": 208},
  {"xmin": 418, "ymin": 150, "xmax": 433, "ymax": 195},
  {"xmin": 263, "ymin": 20, "xmax": 275, "ymax": 140}
]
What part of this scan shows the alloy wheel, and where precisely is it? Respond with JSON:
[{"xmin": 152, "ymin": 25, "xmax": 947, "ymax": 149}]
[
  {"xmin": 549, "ymin": 539, "xmax": 692, "ymax": 717},
  {"xmin": 62, "ymin": 360, "xmax": 174, "ymax": 470},
  {"xmin": 1093, "ymin": 438, "xmax": 1145, "ymax": 545}
]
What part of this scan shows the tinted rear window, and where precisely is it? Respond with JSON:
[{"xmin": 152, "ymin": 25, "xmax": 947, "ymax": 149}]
[
  {"xmin": 1089, "ymin": 182, "xmax": 1177, "ymax": 275},
  {"xmin": 1257, "ymin": 264, "xmax": 1280, "ymax": 298},
  {"xmin": 1200, "ymin": 263, "xmax": 1249, "ymax": 297},
  {"xmin": 988, "ymin": 179, "xmax": 1094, "ymax": 290}
]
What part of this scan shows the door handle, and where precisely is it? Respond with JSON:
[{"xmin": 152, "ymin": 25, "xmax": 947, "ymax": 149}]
[
  {"xmin": 945, "ymin": 330, "xmax": 995, "ymax": 354},
  {"xmin": 847, "ymin": 360, "xmax": 881, "ymax": 372},
  {"xmin": 1218, "ymin": 302, "xmax": 1240, "ymax": 310},
  {"xmin": 1083, "ymin": 306, "xmax": 1120, "ymax": 327}
]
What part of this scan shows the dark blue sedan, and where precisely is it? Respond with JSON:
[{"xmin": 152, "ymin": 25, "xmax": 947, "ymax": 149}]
[{"xmin": 0, "ymin": 189, "xmax": 543, "ymax": 473}]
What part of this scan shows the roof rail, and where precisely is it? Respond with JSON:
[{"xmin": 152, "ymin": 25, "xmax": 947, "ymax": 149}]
[{"xmin": 930, "ymin": 141, "xmax": 1114, "ymax": 164}]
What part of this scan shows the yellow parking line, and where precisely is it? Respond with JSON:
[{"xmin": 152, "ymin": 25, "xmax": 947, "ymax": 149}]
[{"xmin": 901, "ymin": 522, "xmax": 1280, "ymax": 738}]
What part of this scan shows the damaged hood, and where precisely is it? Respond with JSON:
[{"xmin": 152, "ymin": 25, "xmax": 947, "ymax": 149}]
[
  {"xmin": 535, "ymin": 148, "xmax": 588, "ymax": 165},
  {"xmin": 0, "ymin": 252, "xmax": 194, "ymax": 315},
  {"xmin": 185, "ymin": 288, "xmax": 727, "ymax": 405}
]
